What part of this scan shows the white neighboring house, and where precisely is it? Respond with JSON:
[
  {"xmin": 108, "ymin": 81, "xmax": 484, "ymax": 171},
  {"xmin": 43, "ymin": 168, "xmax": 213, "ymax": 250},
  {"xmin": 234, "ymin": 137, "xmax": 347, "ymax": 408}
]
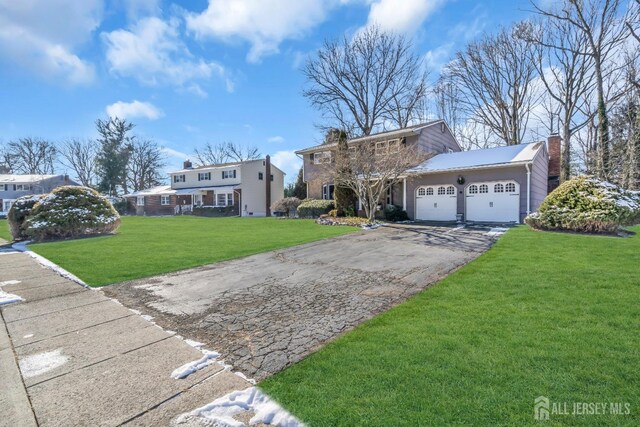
[
  {"xmin": 0, "ymin": 174, "xmax": 76, "ymax": 216},
  {"xmin": 124, "ymin": 157, "xmax": 285, "ymax": 217}
]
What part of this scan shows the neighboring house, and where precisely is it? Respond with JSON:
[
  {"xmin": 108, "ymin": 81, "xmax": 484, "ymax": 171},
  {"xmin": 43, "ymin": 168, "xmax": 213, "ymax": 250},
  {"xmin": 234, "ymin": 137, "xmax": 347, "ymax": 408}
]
[
  {"xmin": 125, "ymin": 156, "xmax": 285, "ymax": 217},
  {"xmin": 0, "ymin": 174, "xmax": 75, "ymax": 215},
  {"xmin": 296, "ymin": 120, "xmax": 557, "ymax": 223}
]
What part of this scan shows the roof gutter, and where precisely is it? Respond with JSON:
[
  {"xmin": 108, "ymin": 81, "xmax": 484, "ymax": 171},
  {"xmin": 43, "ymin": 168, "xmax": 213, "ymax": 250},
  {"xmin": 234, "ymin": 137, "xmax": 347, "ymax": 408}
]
[{"xmin": 405, "ymin": 160, "xmax": 532, "ymax": 176}]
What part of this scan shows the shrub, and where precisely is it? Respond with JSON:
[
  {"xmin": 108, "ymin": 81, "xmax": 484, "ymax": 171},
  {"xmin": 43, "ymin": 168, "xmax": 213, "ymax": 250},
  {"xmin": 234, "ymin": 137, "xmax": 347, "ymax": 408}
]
[
  {"xmin": 7, "ymin": 194, "xmax": 45, "ymax": 240},
  {"xmin": 193, "ymin": 206, "xmax": 237, "ymax": 217},
  {"xmin": 271, "ymin": 197, "xmax": 302, "ymax": 217},
  {"xmin": 316, "ymin": 216, "xmax": 373, "ymax": 227},
  {"xmin": 297, "ymin": 199, "xmax": 334, "ymax": 218},
  {"xmin": 328, "ymin": 209, "xmax": 338, "ymax": 217},
  {"xmin": 525, "ymin": 176, "xmax": 640, "ymax": 234},
  {"xmin": 383, "ymin": 204, "xmax": 409, "ymax": 222},
  {"xmin": 24, "ymin": 186, "xmax": 121, "ymax": 241}
]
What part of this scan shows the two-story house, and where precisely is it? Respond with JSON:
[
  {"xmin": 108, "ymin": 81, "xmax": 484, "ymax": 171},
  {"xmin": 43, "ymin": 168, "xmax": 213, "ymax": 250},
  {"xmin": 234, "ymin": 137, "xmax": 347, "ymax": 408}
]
[
  {"xmin": 0, "ymin": 174, "xmax": 75, "ymax": 215},
  {"xmin": 296, "ymin": 120, "xmax": 554, "ymax": 223},
  {"xmin": 125, "ymin": 156, "xmax": 285, "ymax": 217}
]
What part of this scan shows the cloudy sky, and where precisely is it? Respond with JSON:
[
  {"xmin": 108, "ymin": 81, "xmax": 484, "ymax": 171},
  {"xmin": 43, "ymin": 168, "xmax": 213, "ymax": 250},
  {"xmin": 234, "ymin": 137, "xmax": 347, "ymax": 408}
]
[{"xmin": 0, "ymin": 0, "xmax": 530, "ymax": 182}]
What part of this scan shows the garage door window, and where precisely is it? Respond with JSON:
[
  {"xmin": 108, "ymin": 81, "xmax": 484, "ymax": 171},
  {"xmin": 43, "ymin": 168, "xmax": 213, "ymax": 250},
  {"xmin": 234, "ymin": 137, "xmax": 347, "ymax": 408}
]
[
  {"xmin": 418, "ymin": 187, "xmax": 426, "ymax": 196},
  {"xmin": 437, "ymin": 186, "xmax": 446, "ymax": 195},
  {"xmin": 505, "ymin": 182, "xmax": 516, "ymax": 192},
  {"xmin": 447, "ymin": 186, "xmax": 455, "ymax": 195},
  {"xmin": 494, "ymin": 183, "xmax": 504, "ymax": 193},
  {"xmin": 426, "ymin": 187, "xmax": 433, "ymax": 195},
  {"xmin": 469, "ymin": 185, "xmax": 478, "ymax": 194},
  {"xmin": 479, "ymin": 184, "xmax": 488, "ymax": 193}
]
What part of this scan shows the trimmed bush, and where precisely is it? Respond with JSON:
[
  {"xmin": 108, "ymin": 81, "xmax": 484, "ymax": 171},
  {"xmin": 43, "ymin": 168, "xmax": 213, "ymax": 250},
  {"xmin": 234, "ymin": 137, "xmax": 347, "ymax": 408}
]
[
  {"xmin": 525, "ymin": 176, "xmax": 640, "ymax": 234},
  {"xmin": 7, "ymin": 194, "xmax": 46, "ymax": 240},
  {"xmin": 383, "ymin": 204, "xmax": 409, "ymax": 222},
  {"xmin": 24, "ymin": 186, "xmax": 121, "ymax": 241},
  {"xmin": 297, "ymin": 199, "xmax": 334, "ymax": 218},
  {"xmin": 271, "ymin": 197, "xmax": 302, "ymax": 217}
]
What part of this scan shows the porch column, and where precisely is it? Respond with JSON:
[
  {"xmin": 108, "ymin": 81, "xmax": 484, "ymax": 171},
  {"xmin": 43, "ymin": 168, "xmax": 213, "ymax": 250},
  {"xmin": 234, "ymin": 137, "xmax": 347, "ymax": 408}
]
[{"xmin": 402, "ymin": 178, "xmax": 407, "ymax": 211}]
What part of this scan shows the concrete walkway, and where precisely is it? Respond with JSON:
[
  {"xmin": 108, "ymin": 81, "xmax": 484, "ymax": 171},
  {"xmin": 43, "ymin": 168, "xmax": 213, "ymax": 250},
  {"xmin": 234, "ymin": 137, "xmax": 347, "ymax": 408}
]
[{"xmin": 0, "ymin": 250, "xmax": 253, "ymax": 426}]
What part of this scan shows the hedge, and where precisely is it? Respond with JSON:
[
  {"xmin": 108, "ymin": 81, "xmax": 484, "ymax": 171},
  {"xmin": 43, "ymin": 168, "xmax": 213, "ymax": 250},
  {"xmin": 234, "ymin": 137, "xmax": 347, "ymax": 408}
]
[
  {"xmin": 297, "ymin": 199, "xmax": 334, "ymax": 218},
  {"xmin": 7, "ymin": 194, "xmax": 46, "ymax": 240}
]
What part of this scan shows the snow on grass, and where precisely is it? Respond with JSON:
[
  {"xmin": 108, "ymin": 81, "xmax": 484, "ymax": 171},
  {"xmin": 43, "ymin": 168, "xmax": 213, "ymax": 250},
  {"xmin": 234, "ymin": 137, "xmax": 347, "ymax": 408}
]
[
  {"xmin": 19, "ymin": 348, "xmax": 68, "ymax": 378},
  {"xmin": 487, "ymin": 227, "xmax": 509, "ymax": 237},
  {"xmin": 174, "ymin": 387, "xmax": 303, "ymax": 427},
  {"xmin": 171, "ymin": 350, "xmax": 221, "ymax": 379},
  {"xmin": 0, "ymin": 289, "xmax": 23, "ymax": 305}
]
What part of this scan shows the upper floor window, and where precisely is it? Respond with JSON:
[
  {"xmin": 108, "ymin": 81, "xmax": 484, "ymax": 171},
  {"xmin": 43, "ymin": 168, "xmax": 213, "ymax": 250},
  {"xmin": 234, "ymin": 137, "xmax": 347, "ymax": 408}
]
[
  {"xmin": 388, "ymin": 139, "xmax": 399, "ymax": 153},
  {"xmin": 270, "ymin": 174, "xmax": 274, "ymax": 181},
  {"xmin": 375, "ymin": 141, "xmax": 388, "ymax": 155},
  {"xmin": 136, "ymin": 196, "xmax": 145, "ymax": 206},
  {"xmin": 198, "ymin": 172, "xmax": 211, "ymax": 181},
  {"xmin": 15, "ymin": 184, "xmax": 31, "ymax": 191},
  {"xmin": 222, "ymin": 170, "xmax": 237, "ymax": 179},
  {"xmin": 173, "ymin": 174, "xmax": 186, "ymax": 183},
  {"xmin": 160, "ymin": 195, "xmax": 170, "ymax": 205},
  {"xmin": 258, "ymin": 172, "xmax": 264, "ymax": 180},
  {"xmin": 0, "ymin": 184, "xmax": 8, "ymax": 191},
  {"xmin": 313, "ymin": 151, "xmax": 332, "ymax": 164}
]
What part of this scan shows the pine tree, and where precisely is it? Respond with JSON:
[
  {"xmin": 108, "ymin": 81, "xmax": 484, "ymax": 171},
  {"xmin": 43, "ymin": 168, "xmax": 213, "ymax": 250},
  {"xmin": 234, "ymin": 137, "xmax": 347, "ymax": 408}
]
[
  {"xmin": 95, "ymin": 117, "xmax": 134, "ymax": 196},
  {"xmin": 333, "ymin": 130, "xmax": 356, "ymax": 216},
  {"xmin": 292, "ymin": 167, "xmax": 307, "ymax": 200}
]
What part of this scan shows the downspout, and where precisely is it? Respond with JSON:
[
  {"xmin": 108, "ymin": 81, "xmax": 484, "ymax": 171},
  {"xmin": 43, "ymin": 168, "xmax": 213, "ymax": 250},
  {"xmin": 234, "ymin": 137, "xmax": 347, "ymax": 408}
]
[
  {"xmin": 402, "ymin": 178, "xmax": 407, "ymax": 211},
  {"xmin": 525, "ymin": 163, "xmax": 532, "ymax": 216}
]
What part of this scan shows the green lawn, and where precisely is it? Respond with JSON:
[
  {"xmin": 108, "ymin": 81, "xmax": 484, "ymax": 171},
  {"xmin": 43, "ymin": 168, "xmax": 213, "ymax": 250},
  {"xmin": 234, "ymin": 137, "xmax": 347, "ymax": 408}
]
[
  {"xmin": 28, "ymin": 216, "xmax": 357, "ymax": 286},
  {"xmin": 0, "ymin": 219, "xmax": 10, "ymax": 241},
  {"xmin": 260, "ymin": 226, "xmax": 640, "ymax": 426}
]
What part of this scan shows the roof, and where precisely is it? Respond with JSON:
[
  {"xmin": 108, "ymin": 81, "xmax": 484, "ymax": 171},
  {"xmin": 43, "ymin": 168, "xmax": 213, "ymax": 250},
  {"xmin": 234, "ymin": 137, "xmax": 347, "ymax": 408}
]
[
  {"xmin": 126, "ymin": 185, "xmax": 175, "ymax": 197},
  {"xmin": 170, "ymin": 158, "xmax": 285, "ymax": 175},
  {"xmin": 0, "ymin": 174, "xmax": 60, "ymax": 183},
  {"xmin": 295, "ymin": 120, "xmax": 446, "ymax": 155},
  {"xmin": 406, "ymin": 142, "xmax": 545, "ymax": 174}
]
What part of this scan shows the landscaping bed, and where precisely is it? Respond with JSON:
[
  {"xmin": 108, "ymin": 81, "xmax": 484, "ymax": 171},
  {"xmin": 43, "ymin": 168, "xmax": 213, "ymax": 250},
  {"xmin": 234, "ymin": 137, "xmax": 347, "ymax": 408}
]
[{"xmin": 260, "ymin": 226, "xmax": 640, "ymax": 426}]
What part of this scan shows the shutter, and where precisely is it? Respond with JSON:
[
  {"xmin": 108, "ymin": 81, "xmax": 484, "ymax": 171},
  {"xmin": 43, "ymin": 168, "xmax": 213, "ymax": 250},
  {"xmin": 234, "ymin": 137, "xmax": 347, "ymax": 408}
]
[
  {"xmin": 233, "ymin": 170, "xmax": 236, "ymax": 178},
  {"xmin": 222, "ymin": 171, "xmax": 225, "ymax": 179}
]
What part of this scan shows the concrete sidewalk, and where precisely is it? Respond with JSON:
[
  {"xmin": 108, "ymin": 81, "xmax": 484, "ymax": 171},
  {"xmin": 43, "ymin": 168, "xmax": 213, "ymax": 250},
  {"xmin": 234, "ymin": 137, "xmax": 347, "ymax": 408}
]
[{"xmin": 0, "ymin": 251, "xmax": 253, "ymax": 426}]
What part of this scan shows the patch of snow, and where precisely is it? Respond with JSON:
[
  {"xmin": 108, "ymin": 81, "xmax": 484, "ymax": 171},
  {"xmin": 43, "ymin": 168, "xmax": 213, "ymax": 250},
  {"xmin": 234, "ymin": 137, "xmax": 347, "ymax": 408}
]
[
  {"xmin": 174, "ymin": 387, "xmax": 303, "ymax": 427},
  {"xmin": 19, "ymin": 348, "xmax": 68, "ymax": 378},
  {"xmin": 141, "ymin": 314, "xmax": 154, "ymax": 322},
  {"xmin": 171, "ymin": 350, "xmax": 221, "ymax": 379},
  {"xmin": 0, "ymin": 280, "xmax": 21, "ymax": 286},
  {"xmin": 23, "ymin": 334, "xmax": 34, "ymax": 339},
  {"xmin": 0, "ymin": 289, "xmax": 23, "ymax": 305},
  {"xmin": 361, "ymin": 223, "xmax": 383, "ymax": 230},
  {"xmin": 234, "ymin": 371, "xmax": 257, "ymax": 385},
  {"xmin": 12, "ymin": 241, "xmax": 89, "ymax": 289},
  {"xmin": 184, "ymin": 339, "xmax": 206, "ymax": 349},
  {"xmin": 487, "ymin": 227, "xmax": 509, "ymax": 237}
]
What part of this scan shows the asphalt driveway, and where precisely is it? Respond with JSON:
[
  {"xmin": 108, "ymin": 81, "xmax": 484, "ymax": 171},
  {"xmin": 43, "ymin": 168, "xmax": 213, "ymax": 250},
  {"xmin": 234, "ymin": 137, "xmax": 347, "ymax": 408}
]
[{"xmin": 103, "ymin": 224, "xmax": 497, "ymax": 380}]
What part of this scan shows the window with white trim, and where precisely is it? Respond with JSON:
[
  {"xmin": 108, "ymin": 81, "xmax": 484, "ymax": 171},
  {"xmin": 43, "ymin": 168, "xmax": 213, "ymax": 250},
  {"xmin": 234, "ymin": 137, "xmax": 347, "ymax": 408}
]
[
  {"xmin": 173, "ymin": 174, "xmax": 185, "ymax": 183},
  {"xmin": 313, "ymin": 152, "xmax": 332, "ymax": 164},
  {"xmin": 418, "ymin": 187, "xmax": 426, "ymax": 196},
  {"xmin": 469, "ymin": 185, "xmax": 478, "ymax": 194},
  {"xmin": 375, "ymin": 141, "xmax": 388, "ymax": 155},
  {"xmin": 322, "ymin": 184, "xmax": 335, "ymax": 200},
  {"xmin": 215, "ymin": 192, "xmax": 234, "ymax": 206},
  {"xmin": 426, "ymin": 187, "xmax": 434, "ymax": 195},
  {"xmin": 136, "ymin": 196, "xmax": 145, "ymax": 206},
  {"xmin": 3, "ymin": 200, "xmax": 14, "ymax": 212},
  {"xmin": 447, "ymin": 186, "xmax": 455, "ymax": 195},
  {"xmin": 437, "ymin": 186, "xmax": 446, "ymax": 195},
  {"xmin": 494, "ymin": 183, "xmax": 504, "ymax": 193},
  {"xmin": 505, "ymin": 182, "xmax": 516, "ymax": 193},
  {"xmin": 479, "ymin": 184, "xmax": 488, "ymax": 193},
  {"xmin": 222, "ymin": 170, "xmax": 236, "ymax": 179},
  {"xmin": 161, "ymin": 195, "xmax": 170, "ymax": 205},
  {"xmin": 198, "ymin": 172, "xmax": 211, "ymax": 181},
  {"xmin": 15, "ymin": 184, "xmax": 31, "ymax": 191},
  {"xmin": 0, "ymin": 184, "xmax": 7, "ymax": 191},
  {"xmin": 388, "ymin": 139, "xmax": 399, "ymax": 153},
  {"xmin": 227, "ymin": 193, "xmax": 233, "ymax": 206}
]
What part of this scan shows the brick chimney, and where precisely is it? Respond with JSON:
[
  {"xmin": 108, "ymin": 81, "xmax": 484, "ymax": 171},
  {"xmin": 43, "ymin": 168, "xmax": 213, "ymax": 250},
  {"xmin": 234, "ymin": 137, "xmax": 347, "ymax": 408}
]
[
  {"xmin": 265, "ymin": 155, "xmax": 271, "ymax": 217},
  {"xmin": 183, "ymin": 159, "xmax": 193, "ymax": 169},
  {"xmin": 547, "ymin": 134, "xmax": 561, "ymax": 192}
]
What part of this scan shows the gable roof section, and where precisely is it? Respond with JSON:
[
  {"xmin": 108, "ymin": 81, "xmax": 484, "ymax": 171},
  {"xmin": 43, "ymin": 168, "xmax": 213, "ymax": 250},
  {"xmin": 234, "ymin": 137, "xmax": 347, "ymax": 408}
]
[
  {"xmin": 170, "ymin": 158, "xmax": 285, "ymax": 175},
  {"xmin": 295, "ymin": 120, "xmax": 450, "ymax": 155},
  {"xmin": 0, "ymin": 174, "xmax": 60, "ymax": 183},
  {"xmin": 406, "ymin": 142, "xmax": 545, "ymax": 174}
]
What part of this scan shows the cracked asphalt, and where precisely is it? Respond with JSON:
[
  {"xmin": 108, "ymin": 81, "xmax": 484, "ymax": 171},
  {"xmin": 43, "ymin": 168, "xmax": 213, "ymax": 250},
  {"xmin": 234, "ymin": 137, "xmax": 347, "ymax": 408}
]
[{"xmin": 102, "ymin": 223, "xmax": 497, "ymax": 380}]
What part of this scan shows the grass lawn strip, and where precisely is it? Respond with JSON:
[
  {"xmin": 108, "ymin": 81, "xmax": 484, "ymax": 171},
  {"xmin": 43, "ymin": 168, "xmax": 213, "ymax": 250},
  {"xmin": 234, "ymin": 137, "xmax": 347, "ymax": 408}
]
[
  {"xmin": 260, "ymin": 226, "xmax": 640, "ymax": 426},
  {"xmin": 28, "ymin": 216, "xmax": 357, "ymax": 286}
]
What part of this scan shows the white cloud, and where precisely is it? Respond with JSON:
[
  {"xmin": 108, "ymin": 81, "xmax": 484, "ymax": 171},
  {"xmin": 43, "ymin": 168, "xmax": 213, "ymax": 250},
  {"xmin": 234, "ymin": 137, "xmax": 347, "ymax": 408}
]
[
  {"xmin": 270, "ymin": 150, "xmax": 302, "ymax": 183},
  {"xmin": 102, "ymin": 16, "xmax": 233, "ymax": 93},
  {"xmin": 161, "ymin": 146, "xmax": 190, "ymax": 160},
  {"xmin": 106, "ymin": 100, "xmax": 164, "ymax": 120},
  {"xmin": 424, "ymin": 42, "xmax": 454, "ymax": 72},
  {"xmin": 120, "ymin": 0, "xmax": 161, "ymax": 20},
  {"xmin": 267, "ymin": 136, "xmax": 285, "ymax": 143},
  {"xmin": 186, "ymin": 0, "xmax": 339, "ymax": 63},
  {"xmin": 0, "ymin": 0, "xmax": 101, "ymax": 85},
  {"xmin": 364, "ymin": 0, "xmax": 447, "ymax": 34}
]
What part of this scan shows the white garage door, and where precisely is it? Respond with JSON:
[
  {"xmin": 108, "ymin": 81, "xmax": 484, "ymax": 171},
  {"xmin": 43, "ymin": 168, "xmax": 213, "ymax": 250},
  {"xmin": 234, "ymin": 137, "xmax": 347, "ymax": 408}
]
[
  {"xmin": 465, "ymin": 181, "xmax": 520, "ymax": 223},
  {"xmin": 415, "ymin": 185, "xmax": 457, "ymax": 221}
]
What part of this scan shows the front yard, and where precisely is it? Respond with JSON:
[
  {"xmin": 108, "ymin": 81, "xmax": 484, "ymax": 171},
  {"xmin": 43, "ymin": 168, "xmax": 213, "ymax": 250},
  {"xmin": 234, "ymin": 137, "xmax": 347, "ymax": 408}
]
[
  {"xmin": 26, "ymin": 216, "xmax": 357, "ymax": 286},
  {"xmin": 260, "ymin": 226, "xmax": 640, "ymax": 426}
]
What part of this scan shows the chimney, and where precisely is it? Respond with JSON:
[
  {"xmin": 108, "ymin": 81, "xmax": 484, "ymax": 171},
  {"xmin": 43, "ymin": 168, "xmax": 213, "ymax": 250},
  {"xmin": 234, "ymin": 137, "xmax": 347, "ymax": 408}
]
[
  {"xmin": 183, "ymin": 159, "xmax": 193, "ymax": 169},
  {"xmin": 547, "ymin": 134, "xmax": 561, "ymax": 192},
  {"xmin": 265, "ymin": 155, "xmax": 271, "ymax": 217}
]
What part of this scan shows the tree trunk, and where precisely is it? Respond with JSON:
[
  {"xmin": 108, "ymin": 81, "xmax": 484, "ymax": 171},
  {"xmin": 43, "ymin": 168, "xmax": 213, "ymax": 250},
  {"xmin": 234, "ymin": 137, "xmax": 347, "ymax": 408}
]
[
  {"xmin": 595, "ymin": 61, "xmax": 610, "ymax": 180},
  {"xmin": 561, "ymin": 122, "xmax": 572, "ymax": 182}
]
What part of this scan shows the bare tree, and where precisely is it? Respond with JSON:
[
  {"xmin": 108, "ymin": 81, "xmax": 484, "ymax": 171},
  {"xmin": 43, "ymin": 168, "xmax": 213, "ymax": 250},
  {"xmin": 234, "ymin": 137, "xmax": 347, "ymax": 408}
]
[
  {"xmin": 303, "ymin": 25, "xmax": 428, "ymax": 137},
  {"xmin": 8, "ymin": 137, "xmax": 57, "ymax": 174},
  {"xmin": 126, "ymin": 139, "xmax": 166, "ymax": 192},
  {"xmin": 0, "ymin": 142, "xmax": 16, "ymax": 173},
  {"xmin": 525, "ymin": 18, "xmax": 596, "ymax": 181},
  {"xmin": 59, "ymin": 138, "xmax": 98, "ymax": 187},
  {"xmin": 433, "ymin": 74, "xmax": 465, "ymax": 143},
  {"xmin": 323, "ymin": 138, "xmax": 429, "ymax": 221},
  {"xmin": 445, "ymin": 23, "xmax": 540, "ymax": 146},
  {"xmin": 194, "ymin": 142, "xmax": 261, "ymax": 166},
  {"xmin": 531, "ymin": 0, "xmax": 631, "ymax": 179}
]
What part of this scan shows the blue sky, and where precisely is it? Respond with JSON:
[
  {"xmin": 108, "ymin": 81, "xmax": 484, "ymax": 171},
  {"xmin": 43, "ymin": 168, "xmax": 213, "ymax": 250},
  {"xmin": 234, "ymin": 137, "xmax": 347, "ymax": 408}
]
[{"xmin": 0, "ymin": 0, "xmax": 531, "ymax": 183}]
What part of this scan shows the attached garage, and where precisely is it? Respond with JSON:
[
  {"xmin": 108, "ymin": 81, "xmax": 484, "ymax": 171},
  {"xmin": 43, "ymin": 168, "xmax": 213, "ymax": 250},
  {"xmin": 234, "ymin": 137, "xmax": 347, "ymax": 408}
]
[
  {"xmin": 415, "ymin": 185, "xmax": 457, "ymax": 221},
  {"xmin": 465, "ymin": 181, "xmax": 520, "ymax": 223}
]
